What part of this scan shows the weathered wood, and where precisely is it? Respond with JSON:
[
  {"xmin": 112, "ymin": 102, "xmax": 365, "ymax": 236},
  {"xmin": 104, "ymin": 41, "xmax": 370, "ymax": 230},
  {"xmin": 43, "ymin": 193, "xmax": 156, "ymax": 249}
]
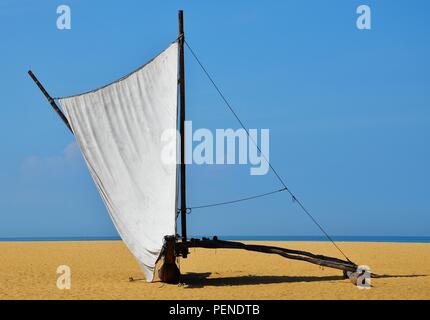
[
  {"xmin": 28, "ymin": 70, "xmax": 73, "ymax": 133},
  {"xmin": 179, "ymin": 238, "xmax": 360, "ymax": 274},
  {"xmin": 178, "ymin": 10, "xmax": 188, "ymax": 257},
  {"xmin": 159, "ymin": 236, "xmax": 180, "ymax": 283}
]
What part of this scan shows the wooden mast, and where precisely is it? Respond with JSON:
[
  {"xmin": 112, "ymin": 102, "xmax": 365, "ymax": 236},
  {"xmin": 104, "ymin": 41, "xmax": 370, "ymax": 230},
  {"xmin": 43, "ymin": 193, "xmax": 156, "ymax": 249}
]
[
  {"xmin": 159, "ymin": 10, "xmax": 186, "ymax": 284},
  {"xmin": 178, "ymin": 10, "xmax": 188, "ymax": 257}
]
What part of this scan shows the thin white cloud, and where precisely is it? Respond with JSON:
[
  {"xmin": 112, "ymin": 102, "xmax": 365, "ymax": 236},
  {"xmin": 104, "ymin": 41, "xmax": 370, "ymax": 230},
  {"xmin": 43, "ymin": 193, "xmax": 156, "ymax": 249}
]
[{"xmin": 20, "ymin": 142, "xmax": 83, "ymax": 177}]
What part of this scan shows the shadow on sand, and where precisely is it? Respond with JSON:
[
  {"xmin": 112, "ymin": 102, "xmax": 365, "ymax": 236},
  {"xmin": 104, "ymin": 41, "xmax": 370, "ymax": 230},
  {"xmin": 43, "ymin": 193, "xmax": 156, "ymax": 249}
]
[
  {"xmin": 180, "ymin": 272, "xmax": 343, "ymax": 288},
  {"xmin": 128, "ymin": 272, "xmax": 427, "ymax": 287},
  {"xmin": 178, "ymin": 272, "xmax": 427, "ymax": 288}
]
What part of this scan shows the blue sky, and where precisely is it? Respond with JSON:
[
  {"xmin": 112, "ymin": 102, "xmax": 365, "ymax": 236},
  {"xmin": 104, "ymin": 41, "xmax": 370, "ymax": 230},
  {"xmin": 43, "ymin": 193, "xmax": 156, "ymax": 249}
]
[{"xmin": 0, "ymin": 0, "xmax": 429, "ymax": 238}]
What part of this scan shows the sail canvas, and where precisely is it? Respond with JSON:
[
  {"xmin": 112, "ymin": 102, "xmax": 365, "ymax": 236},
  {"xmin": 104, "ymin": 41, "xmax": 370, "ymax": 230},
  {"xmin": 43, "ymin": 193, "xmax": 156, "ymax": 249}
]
[{"xmin": 59, "ymin": 42, "xmax": 179, "ymax": 281}]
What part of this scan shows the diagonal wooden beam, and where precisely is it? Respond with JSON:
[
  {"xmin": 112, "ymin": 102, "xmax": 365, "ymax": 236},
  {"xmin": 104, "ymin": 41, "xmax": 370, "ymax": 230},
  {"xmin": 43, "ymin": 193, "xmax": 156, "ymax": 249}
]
[
  {"xmin": 179, "ymin": 238, "xmax": 359, "ymax": 274},
  {"xmin": 28, "ymin": 70, "xmax": 73, "ymax": 133}
]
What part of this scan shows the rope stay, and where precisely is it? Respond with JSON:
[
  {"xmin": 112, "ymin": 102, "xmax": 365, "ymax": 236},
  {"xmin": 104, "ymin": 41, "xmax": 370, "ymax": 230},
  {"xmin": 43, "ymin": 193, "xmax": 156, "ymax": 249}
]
[
  {"xmin": 188, "ymin": 187, "xmax": 288, "ymax": 211},
  {"xmin": 184, "ymin": 40, "xmax": 352, "ymax": 263}
]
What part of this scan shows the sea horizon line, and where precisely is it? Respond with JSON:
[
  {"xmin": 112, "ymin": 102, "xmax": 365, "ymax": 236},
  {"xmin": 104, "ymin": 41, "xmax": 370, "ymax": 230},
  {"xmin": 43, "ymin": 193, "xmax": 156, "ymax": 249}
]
[{"xmin": 0, "ymin": 235, "xmax": 429, "ymax": 243}]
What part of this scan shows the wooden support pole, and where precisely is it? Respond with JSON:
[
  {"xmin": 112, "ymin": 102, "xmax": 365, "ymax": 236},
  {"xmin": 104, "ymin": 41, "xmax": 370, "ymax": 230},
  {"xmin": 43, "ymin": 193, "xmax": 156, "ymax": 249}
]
[
  {"xmin": 179, "ymin": 238, "xmax": 360, "ymax": 274},
  {"xmin": 28, "ymin": 70, "xmax": 73, "ymax": 133},
  {"xmin": 178, "ymin": 10, "xmax": 188, "ymax": 257}
]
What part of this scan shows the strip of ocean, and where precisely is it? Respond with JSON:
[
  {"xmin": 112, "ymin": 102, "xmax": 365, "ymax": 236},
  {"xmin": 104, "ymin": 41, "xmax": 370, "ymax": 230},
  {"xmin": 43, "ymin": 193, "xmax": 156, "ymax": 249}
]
[{"xmin": 0, "ymin": 235, "xmax": 429, "ymax": 243}]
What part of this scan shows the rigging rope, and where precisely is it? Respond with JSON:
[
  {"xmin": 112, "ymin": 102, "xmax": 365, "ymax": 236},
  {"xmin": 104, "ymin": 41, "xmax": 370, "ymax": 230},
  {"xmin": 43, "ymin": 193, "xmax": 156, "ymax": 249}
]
[
  {"xmin": 188, "ymin": 187, "xmax": 288, "ymax": 211},
  {"xmin": 184, "ymin": 40, "xmax": 353, "ymax": 263}
]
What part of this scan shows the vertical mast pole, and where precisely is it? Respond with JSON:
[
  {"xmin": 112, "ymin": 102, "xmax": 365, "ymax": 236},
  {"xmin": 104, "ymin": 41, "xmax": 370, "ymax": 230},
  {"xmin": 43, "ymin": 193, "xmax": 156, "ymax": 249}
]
[{"xmin": 178, "ymin": 10, "xmax": 188, "ymax": 256}]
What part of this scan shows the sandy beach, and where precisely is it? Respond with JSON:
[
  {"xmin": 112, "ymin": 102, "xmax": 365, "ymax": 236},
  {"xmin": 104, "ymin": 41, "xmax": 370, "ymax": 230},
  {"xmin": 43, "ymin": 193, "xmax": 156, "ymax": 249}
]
[{"xmin": 0, "ymin": 240, "xmax": 429, "ymax": 300}]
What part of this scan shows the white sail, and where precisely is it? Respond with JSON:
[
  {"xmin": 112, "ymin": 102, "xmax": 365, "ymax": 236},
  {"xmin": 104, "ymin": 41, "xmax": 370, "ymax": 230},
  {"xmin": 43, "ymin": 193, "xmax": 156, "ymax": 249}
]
[{"xmin": 59, "ymin": 42, "xmax": 179, "ymax": 281}]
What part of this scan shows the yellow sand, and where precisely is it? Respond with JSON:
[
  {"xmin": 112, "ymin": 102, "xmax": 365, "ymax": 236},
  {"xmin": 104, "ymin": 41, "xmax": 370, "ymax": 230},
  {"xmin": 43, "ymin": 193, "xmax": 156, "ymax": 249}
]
[{"xmin": 0, "ymin": 241, "xmax": 429, "ymax": 300}]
